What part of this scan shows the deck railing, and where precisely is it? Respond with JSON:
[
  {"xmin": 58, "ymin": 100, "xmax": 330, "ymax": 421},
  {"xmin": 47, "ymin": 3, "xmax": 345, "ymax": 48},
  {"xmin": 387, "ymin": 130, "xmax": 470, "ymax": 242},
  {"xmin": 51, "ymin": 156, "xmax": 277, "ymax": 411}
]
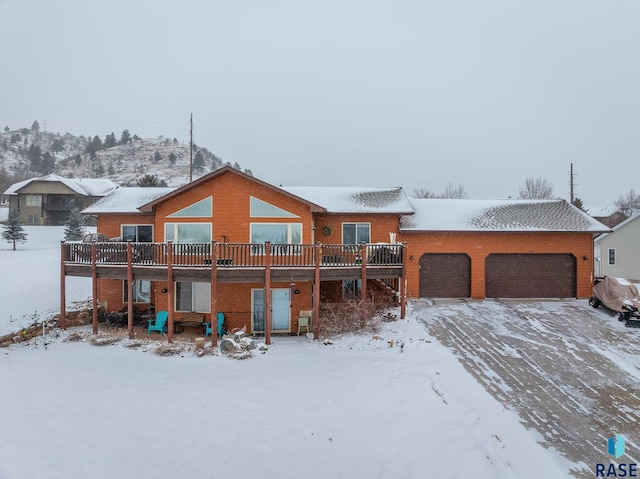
[{"xmin": 63, "ymin": 242, "xmax": 404, "ymax": 268}]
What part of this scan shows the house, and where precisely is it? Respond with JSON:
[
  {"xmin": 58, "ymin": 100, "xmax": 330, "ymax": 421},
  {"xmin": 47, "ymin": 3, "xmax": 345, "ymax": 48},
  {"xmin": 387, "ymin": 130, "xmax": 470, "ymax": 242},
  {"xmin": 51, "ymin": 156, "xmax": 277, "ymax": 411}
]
[
  {"xmin": 589, "ymin": 206, "xmax": 627, "ymax": 229},
  {"xmin": 3, "ymin": 174, "xmax": 118, "ymax": 225},
  {"xmin": 59, "ymin": 167, "xmax": 607, "ymax": 344},
  {"xmin": 594, "ymin": 214, "xmax": 640, "ymax": 280}
]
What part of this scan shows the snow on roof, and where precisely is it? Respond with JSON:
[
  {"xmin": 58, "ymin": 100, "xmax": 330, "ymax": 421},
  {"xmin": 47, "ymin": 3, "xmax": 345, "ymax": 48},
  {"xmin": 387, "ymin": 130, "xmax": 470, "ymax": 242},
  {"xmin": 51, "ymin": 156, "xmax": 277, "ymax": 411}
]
[
  {"xmin": 588, "ymin": 205, "xmax": 619, "ymax": 217},
  {"xmin": 3, "ymin": 174, "xmax": 118, "ymax": 196},
  {"xmin": 281, "ymin": 186, "xmax": 414, "ymax": 214},
  {"xmin": 81, "ymin": 187, "xmax": 175, "ymax": 214},
  {"xmin": 400, "ymin": 198, "xmax": 610, "ymax": 232}
]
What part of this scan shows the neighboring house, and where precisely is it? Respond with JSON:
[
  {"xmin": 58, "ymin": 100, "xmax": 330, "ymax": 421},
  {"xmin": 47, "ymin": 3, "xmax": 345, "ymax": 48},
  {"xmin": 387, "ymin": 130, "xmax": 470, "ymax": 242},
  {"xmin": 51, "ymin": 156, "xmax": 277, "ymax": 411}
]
[
  {"xmin": 59, "ymin": 167, "xmax": 607, "ymax": 342},
  {"xmin": 3, "ymin": 174, "xmax": 118, "ymax": 226},
  {"xmin": 589, "ymin": 206, "xmax": 628, "ymax": 229},
  {"xmin": 594, "ymin": 214, "xmax": 640, "ymax": 280}
]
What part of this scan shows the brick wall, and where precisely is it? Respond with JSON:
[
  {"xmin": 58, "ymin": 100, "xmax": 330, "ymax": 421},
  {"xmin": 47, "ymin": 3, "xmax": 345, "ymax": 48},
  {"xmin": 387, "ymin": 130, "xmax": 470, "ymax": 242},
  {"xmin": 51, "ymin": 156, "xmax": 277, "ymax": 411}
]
[{"xmin": 402, "ymin": 231, "xmax": 595, "ymax": 299}]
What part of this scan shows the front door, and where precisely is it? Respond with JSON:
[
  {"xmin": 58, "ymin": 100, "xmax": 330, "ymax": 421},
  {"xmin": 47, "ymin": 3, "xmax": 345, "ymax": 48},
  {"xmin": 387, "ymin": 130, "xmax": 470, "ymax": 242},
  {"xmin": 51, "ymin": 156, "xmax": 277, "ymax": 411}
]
[{"xmin": 252, "ymin": 289, "xmax": 291, "ymax": 333}]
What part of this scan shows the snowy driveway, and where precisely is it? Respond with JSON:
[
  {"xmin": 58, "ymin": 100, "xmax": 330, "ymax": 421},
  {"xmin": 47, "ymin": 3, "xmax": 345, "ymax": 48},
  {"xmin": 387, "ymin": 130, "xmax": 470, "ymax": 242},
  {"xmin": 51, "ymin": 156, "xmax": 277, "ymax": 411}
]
[{"xmin": 413, "ymin": 298, "xmax": 640, "ymax": 478}]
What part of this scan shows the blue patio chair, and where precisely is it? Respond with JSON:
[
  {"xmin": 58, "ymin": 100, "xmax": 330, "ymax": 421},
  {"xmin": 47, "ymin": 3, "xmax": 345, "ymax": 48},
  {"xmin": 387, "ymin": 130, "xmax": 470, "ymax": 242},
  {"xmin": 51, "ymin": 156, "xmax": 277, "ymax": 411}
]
[
  {"xmin": 147, "ymin": 310, "xmax": 168, "ymax": 335},
  {"xmin": 204, "ymin": 312, "xmax": 225, "ymax": 337}
]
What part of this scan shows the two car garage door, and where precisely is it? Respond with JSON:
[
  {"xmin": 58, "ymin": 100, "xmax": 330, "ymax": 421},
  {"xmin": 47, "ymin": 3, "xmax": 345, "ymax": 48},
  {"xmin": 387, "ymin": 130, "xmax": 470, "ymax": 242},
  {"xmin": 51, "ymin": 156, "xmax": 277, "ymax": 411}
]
[{"xmin": 419, "ymin": 253, "xmax": 576, "ymax": 298}]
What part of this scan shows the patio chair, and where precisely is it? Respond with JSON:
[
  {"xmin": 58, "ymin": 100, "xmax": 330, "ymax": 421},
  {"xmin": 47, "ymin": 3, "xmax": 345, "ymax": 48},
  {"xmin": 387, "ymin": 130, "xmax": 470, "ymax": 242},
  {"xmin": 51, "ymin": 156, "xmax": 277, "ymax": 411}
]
[
  {"xmin": 204, "ymin": 312, "xmax": 225, "ymax": 337},
  {"xmin": 147, "ymin": 310, "xmax": 168, "ymax": 336},
  {"xmin": 298, "ymin": 310, "xmax": 312, "ymax": 335}
]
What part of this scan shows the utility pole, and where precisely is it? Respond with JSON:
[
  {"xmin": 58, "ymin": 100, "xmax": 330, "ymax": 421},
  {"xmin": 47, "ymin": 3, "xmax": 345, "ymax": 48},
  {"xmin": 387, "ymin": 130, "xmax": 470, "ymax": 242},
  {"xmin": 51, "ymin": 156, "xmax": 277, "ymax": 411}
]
[
  {"xmin": 569, "ymin": 162, "xmax": 574, "ymax": 204},
  {"xmin": 189, "ymin": 113, "xmax": 193, "ymax": 183}
]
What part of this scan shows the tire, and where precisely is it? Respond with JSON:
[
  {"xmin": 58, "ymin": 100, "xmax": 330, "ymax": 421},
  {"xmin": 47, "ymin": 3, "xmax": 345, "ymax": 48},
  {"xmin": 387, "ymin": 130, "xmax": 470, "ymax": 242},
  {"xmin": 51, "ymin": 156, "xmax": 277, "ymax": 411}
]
[{"xmin": 589, "ymin": 296, "xmax": 600, "ymax": 308}]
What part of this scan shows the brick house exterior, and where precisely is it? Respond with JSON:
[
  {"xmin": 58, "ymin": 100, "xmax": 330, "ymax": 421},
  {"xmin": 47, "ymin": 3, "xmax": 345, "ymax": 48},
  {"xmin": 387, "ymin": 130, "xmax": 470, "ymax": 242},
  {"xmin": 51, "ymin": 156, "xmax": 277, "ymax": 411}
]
[{"xmin": 62, "ymin": 167, "xmax": 607, "ymax": 342}]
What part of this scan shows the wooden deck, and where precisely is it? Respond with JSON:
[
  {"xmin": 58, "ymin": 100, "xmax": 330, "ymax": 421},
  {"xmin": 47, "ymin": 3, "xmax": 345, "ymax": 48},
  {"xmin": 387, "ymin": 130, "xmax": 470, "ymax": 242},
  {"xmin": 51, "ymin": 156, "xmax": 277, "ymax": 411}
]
[
  {"xmin": 60, "ymin": 241, "xmax": 407, "ymax": 345},
  {"xmin": 61, "ymin": 241, "xmax": 404, "ymax": 282}
]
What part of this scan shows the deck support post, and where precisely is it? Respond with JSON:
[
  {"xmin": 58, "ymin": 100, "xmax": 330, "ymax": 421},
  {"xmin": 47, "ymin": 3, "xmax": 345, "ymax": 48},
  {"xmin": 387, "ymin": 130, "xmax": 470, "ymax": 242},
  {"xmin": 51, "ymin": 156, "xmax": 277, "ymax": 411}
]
[
  {"xmin": 60, "ymin": 242, "xmax": 66, "ymax": 329},
  {"xmin": 210, "ymin": 241, "xmax": 218, "ymax": 347},
  {"xmin": 91, "ymin": 243, "xmax": 98, "ymax": 334},
  {"xmin": 360, "ymin": 243, "xmax": 367, "ymax": 301},
  {"xmin": 127, "ymin": 241, "xmax": 134, "ymax": 339},
  {"xmin": 264, "ymin": 241, "xmax": 271, "ymax": 345},
  {"xmin": 313, "ymin": 242, "xmax": 321, "ymax": 340},
  {"xmin": 400, "ymin": 243, "xmax": 407, "ymax": 319},
  {"xmin": 167, "ymin": 242, "xmax": 174, "ymax": 342}
]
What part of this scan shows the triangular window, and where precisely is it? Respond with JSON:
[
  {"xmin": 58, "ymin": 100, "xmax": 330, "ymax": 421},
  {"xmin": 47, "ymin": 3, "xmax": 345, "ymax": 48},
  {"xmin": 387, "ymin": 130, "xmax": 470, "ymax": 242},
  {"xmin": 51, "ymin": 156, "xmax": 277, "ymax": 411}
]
[
  {"xmin": 250, "ymin": 196, "xmax": 299, "ymax": 218},
  {"xmin": 167, "ymin": 197, "xmax": 212, "ymax": 217}
]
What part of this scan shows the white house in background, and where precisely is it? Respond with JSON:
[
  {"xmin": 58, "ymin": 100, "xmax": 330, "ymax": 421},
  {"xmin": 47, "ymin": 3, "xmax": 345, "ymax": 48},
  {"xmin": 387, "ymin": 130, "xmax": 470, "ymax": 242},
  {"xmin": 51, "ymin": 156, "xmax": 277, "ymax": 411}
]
[{"xmin": 594, "ymin": 214, "xmax": 640, "ymax": 280}]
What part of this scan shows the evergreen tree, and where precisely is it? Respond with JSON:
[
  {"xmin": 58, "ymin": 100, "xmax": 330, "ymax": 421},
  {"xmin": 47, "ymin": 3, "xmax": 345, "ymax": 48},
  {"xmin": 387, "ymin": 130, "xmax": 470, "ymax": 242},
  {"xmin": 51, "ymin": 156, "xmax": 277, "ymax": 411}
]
[
  {"xmin": 137, "ymin": 174, "xmax": 167, "ymax": 187},
  {"xmin": 104, "ymin": 132, "xmax": 117, "ymax": 148},
  {"xmin": 3, "ymin": 126, "xmax": 9, "ymax": 132},
  {"xmin": 120, "ymin": 129, "xmax": 131, "ymax": 145},
  {"xmin": 31, "ymin": 120, "xmax": 40, "ymax": 133},
  {"xmin": 153, "ymin": 151, "xmax": 162, "ymax": 163},
  {"xmin": 2, "ymin": 211, "xmax": 28, "ymax": 250},
  {"xmin": 64, "ymin": 210, "xmax": 86, "ymax": 241},
  {"xmin": 168, "ymin": 152, "xmax": 177, "ymax": 166},
  {"xmin": 193, "ymin": 150, "xmax": 206, "ymax": 173},
  {"xmin": 27, "ymin": 144, "xmax": 43, "ymax": 172},
  {"xmin": 572, "ymin": 197, "xmax": 588, "ymax": 213}
]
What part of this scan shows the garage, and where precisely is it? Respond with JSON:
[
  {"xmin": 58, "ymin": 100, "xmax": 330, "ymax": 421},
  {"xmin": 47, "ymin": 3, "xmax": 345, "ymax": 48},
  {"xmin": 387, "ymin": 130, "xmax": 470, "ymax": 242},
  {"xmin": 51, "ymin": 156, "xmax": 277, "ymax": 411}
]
[
  {"xmin": 420, "ymin": 253, "xmax": 471, "ymax": 298},
  {"xmin": 485, "ymin": 254, "xmax": 576, "ymax": 298}
]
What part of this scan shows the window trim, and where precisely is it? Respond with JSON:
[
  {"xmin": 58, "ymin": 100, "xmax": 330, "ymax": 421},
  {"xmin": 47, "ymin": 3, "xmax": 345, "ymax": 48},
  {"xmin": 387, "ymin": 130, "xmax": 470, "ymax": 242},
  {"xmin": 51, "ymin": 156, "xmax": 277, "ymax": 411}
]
[
  {"xmin": 250, "ymin": 222, "xmax": 303, "ymax": 255},
  {"xmin": 121, "ymin": 224, "xmax": 154, "ymax": 242},
  {"xmin": 175, "ymin": 281, "xmax": 211, "ymax": 312},
  {"xmin": 164, "ymin": 222, "xmax": 212, "ymax": 244},
  {"xmin": 342, "ymin": 222, "xmax": 371, "ymax": 244},
  {"xmin": 24, "ymin": 194, "xmax": 42, "ymax": 207},
  {"xmin": 123, "ymin": 280, "xmax": 151, "ymax": 303},
  {"xmin": 608, "ymin": 248, "xmax": 616, "ymax": 265}
]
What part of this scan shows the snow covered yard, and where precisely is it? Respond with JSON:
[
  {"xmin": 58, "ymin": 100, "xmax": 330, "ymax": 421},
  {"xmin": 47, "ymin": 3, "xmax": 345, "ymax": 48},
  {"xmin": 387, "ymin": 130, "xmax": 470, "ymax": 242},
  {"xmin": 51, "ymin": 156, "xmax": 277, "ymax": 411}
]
[{"xmin": 0, "ymin": 225, "xmax": 596, "ymax": 478}]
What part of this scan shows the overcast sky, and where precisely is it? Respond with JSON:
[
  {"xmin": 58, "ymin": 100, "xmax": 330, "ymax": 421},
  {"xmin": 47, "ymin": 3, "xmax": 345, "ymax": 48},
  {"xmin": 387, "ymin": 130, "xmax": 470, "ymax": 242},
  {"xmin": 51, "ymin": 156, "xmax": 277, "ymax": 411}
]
[{"xmin": 1, "ymin": 0, "xmax": 638, "ymax": 208}]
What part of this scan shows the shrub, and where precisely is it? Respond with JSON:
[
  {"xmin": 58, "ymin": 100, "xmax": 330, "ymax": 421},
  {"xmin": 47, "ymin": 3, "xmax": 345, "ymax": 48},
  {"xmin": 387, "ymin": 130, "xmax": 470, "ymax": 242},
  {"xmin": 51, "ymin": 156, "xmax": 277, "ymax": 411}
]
[{"xmin": 317, "ymin": 300, "xmax": 382, "ymax": 339}]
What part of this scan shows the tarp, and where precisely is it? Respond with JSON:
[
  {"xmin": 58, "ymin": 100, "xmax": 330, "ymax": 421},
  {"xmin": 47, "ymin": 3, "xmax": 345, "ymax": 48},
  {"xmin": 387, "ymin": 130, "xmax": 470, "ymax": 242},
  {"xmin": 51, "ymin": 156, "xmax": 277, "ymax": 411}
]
[{"xmin": 593, "ymin": 276, "xmax": 640, "ymax": 313}]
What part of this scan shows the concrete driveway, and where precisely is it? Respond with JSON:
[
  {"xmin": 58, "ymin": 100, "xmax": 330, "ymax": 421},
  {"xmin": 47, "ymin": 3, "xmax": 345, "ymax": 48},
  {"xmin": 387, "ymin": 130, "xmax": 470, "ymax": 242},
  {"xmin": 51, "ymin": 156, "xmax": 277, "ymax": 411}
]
[{"xmin": 412, "ymin": 298, "xmax": 640, "ymax": 478}]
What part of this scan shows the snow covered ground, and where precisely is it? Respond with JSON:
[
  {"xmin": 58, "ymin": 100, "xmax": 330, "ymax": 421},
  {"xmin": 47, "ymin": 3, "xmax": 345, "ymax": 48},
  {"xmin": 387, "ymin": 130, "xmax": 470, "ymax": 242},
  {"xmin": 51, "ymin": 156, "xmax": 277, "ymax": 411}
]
[{"xmin": 0, "ymin": 226, "xmax": 573, "ymax": 478}]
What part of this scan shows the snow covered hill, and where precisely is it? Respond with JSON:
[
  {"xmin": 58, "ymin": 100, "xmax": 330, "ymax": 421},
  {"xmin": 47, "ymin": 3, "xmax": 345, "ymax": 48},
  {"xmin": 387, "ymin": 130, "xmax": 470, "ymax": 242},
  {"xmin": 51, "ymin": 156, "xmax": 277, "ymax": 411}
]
[{"xmin": 0, "ymin": 125, "xmax": 251, "ymax": 191}]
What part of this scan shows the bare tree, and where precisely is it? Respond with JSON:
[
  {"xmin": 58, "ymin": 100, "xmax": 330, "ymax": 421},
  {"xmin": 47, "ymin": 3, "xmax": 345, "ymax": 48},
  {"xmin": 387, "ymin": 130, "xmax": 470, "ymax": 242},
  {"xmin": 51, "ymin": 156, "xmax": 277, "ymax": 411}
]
[
  {"xmin": 413, "ymin": 187, "xmax": 437, "ymax": 199},
  {"xmin": 442, "ymin": 183, "xmax": 468, "ymax": 199},
  {"xmin": 518, "ymin": 177, "xmax": 554, "ymax": 199},
  {"xmin": 614, "ymin": 189, "xmax": 640, "ymax": 217}
]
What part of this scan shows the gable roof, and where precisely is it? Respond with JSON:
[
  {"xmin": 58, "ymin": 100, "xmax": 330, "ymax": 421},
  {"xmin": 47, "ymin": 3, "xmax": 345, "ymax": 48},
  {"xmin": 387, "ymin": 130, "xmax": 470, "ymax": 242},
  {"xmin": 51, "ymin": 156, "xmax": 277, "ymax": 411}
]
[
  {"xmin": 281, "ymin": 186, "xmax": 414, "ymax": 214},
  {"xmin": 81, "ymin": 187, "xmax": 175, "ymax": 214},
  {"xmin": 400, "ymin": 198, "xmax": 610, "ymax": 232},
  {"xmin": 3, "ymin": 174, "xmax": 118, "ymax": 196},
  {"xmin": 138, "ymin": 166, "xmax": 325, "ymax": 213}
]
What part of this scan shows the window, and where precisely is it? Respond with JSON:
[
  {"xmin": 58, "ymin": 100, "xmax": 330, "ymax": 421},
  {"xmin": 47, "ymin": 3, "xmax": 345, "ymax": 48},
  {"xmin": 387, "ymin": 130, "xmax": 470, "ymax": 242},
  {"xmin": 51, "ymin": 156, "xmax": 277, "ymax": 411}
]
[
  {"xmin": 343, "ymin": 279, "xmax": 362, "ymax": 300},
  {"xmin": 250, "ymin": 223, "xmax": 302, "ymax": 254},
  {"xmin": 165, "ymin": 223, "xmax": 211, "ymax": 243},
  {"xmin": 250, "ymin": 197, "xmax": 298, "ymax": 218},
  {"xmin": 342, "ymin": 223, "xmax": 370, "ymax": 244},
  {"xmin": 122, "ymin": 225, "xmax": 153, "ymax": 242},
  {"xmin": 27, "ymin": 214, "xmax": 40, "ymax": 224},
  {"xmin": 176, "ymin": 282, "xmax": 210, "ymax": 312},
  {"xmin": 608, "ymin": 248, "xmax": 616, "ymax": 265},
  {"xmin": 25, "ymin": 194, "xmax": 42, "ymax": 207},
  {"xmin": 167, "ymin": 197, "xmax": 212, "ymax": 217},
  {"xmin": 123, "ymin": 280, "xmax": 151, "ymax": 303}
]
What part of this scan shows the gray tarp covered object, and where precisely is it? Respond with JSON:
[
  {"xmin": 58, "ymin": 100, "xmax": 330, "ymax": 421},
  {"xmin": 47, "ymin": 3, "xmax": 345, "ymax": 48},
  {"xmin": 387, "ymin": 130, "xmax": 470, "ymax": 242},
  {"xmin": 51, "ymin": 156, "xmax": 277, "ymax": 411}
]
[{"xmin": 592, "ymin": 276, "xmax": 640, "ymax": 313}]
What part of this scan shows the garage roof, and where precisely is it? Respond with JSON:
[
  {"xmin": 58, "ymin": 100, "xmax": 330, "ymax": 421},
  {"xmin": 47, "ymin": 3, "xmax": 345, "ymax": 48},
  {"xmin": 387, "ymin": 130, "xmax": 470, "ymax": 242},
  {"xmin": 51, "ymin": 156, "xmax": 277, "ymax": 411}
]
[{"xmin": 400, "ymin": 198, "xmax": 610, "ymax": 232}]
